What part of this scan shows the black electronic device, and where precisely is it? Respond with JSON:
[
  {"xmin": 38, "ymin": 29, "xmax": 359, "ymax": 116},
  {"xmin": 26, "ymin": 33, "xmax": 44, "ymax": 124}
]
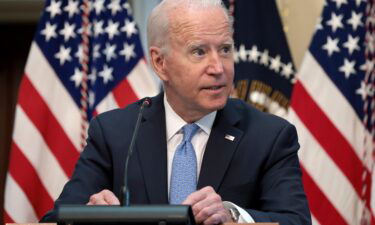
[{"xmin": 57, "ymin": 205, "xmax": 196, "ymax": 225}]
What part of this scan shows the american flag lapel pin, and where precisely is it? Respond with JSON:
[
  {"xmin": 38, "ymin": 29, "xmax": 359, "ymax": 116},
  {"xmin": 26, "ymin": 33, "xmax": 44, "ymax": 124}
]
[{"xmin": 225, "ymin": 134, "xmax": 235, "ymax": 141}]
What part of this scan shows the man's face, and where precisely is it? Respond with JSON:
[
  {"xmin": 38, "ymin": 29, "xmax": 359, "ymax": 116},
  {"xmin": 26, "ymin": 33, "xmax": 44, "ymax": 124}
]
[{"xmin": 155, "ymin": 7, "xmax": 234, "ymax": 122}]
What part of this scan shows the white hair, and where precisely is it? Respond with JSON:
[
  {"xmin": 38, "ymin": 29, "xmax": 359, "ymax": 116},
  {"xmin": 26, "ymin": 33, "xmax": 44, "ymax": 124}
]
[{"xmin": 147, "ymin": 0, "xmax": 233, "ymax": 53}]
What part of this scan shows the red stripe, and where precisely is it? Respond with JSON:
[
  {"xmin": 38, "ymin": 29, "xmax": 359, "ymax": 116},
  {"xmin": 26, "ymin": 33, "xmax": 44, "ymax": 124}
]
[
  {"xmin": 3, "ymin": 210, "xmax": 14, "ymax": 224},
  {"xmin": 291, "ymin": 81, "xmax": 371, "ymax": 202},
  {"xmin": 301, "ymin": 166, "xmax": 348, "ymax": 225},
  {"xmin": 18, "ymin": 75, "xmax": 80, "ymax": 176},
  {"xmin": 112, "ymin": 78, "xmax": 139, "ymax": 108},
  {"xmin": 8, "ymin": 141, "xmax": 54, "ymax": 219}
]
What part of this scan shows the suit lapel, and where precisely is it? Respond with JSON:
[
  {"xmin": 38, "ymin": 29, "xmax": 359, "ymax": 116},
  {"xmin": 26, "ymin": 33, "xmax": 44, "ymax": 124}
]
[
  {"xmin": 136, "ymin": 94, "xmax": 169, "ymax": 204},
  {"xmin": 197, "ymin": 102, "xmax": 243, "ymax": 191}
]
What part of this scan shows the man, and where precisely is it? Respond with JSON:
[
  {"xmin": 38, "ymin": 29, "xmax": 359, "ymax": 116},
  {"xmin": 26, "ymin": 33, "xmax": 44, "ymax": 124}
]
[{"xmin": 42, "ymin": 0, "xmax": 311, "ymax": 224}]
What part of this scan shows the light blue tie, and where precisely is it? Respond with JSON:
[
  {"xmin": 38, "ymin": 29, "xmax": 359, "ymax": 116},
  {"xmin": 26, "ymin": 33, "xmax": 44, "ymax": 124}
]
[{"xmin": 170, "ymin": 123, "xmax": 200, "ymax": 204}]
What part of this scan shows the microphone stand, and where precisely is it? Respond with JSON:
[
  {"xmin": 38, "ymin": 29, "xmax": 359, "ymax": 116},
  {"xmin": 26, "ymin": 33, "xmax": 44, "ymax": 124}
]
[{"xmin": 122, "ymin": 98, "xmax": 151, "ymax": 206}]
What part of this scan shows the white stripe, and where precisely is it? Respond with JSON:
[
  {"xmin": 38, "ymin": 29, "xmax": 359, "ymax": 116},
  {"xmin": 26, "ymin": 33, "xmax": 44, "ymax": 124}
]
[
  {"xmin": 4, "ymin": 174, "xmax": 38, "ymax": 223},
  {"xmin": 127, "ymin": 60, "xmax": 159, "ymax": 98},
  {"xmin": 12, "ymin": 105, "xmax": 69, "ymax": 201},
  {"xmin": 289, "ymin": 109, "xmax": 363, "ymax": 225},
  {"xmin": 95, "ymin": 93, "xmax": 119, "ymax": 115},
  {"xmin": 296, "ymin": 52, "xmax": 372, "ymax": 171},
  {"xmin": 25, "ymin": 42, "xmax": 81, "ymax": 152},
  {"xmin": 311, "ymin": 214, "xmax": 321, "ymax": 225}
]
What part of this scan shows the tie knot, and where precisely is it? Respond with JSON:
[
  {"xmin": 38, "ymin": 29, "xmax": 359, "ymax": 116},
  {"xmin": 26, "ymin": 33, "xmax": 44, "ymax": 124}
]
[{"xmin": 182, "ymin": 123, "xmax": 199, "ymax": 142}]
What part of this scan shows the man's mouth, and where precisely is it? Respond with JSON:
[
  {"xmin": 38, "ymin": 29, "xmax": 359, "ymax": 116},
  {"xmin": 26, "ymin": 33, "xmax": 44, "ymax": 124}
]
[{"xmin": 203, "ymin": 85, "xmax": 225, "ymax": 90}]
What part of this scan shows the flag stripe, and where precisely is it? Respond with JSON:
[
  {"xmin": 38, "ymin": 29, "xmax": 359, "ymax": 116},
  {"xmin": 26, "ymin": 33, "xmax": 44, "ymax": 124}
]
[
  {"xmin": 292, "ymin": 80, "xmax": 370, "ymax": 200},
  {"xmin": 301, "ymin": 166, "xmax": 348, "ymax": 225},
  {"xmin": 9, "ymin": 142, "xmax": 54, "ymax": 218},
  {"xmin": 112, "ymin": 77, "xmax": 138, "ymax": 108},
  {"xmin": 3, "ymin": 211, "xmax": 14, "ymax": 224},
  {"xmin": 18, "ymin": 75, "xmax": 80, "ymax": 176},
  {"xmin": 25, "ymin": 43, "xmax": 83, "ymax": 152},
  {"xmin": 311, "ymin": 214, "xmax": 321, "ymax": 225},
  {"xmin": 127, "ymin": 60, "xmax": 159, "ymax": 98},
  {"xmin": 95, "ymin": 93, "xmax": 120, "ymax": 115},
  {"xmin": 289, "ymin": 108, "xmax": 362, "ymax": 225},
  {"xmin": 12, "ymin": 105, "xmax": 69, "ymax": 200},
  {"xmin": 4, "ymin": 175, "xmax": 38, "ymax": 223}
]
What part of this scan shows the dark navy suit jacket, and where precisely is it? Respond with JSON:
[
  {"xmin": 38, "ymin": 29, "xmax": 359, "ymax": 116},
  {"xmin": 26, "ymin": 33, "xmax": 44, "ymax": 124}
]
[{"xmin": 42, "ymin": 93, "xmax": 311, "ymax": 224}]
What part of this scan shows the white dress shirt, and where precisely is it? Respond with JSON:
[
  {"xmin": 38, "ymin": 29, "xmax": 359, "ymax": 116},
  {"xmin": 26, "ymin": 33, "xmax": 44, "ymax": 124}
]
[{"xmin": 163, "ymin": 95, "xmax": 254, "ymax": 223}]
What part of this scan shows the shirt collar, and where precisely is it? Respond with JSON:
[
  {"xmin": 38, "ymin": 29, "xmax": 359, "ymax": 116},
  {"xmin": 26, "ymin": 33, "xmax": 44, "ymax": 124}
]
[{"xmin": 164, "ymin": 94, "xmax": 217, "ymax": 141}]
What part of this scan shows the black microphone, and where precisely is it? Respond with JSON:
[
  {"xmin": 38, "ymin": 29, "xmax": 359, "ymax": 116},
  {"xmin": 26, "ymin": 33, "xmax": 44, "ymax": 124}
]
[{"xmin": 122, "ymin": 97, "xmax": 152, "ymax": 206}]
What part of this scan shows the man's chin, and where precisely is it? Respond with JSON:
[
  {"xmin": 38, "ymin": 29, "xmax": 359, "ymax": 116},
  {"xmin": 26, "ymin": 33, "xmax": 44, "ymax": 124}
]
[{"xmin": 203, "ymin": 98, "xmax": 228, "ymax": 112}]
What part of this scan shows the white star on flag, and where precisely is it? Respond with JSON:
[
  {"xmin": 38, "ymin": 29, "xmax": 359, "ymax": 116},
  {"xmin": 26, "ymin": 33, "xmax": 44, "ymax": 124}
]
[
  {"xmin": 121, "ymin": 19, "xmax": 138, "ymax": 38},
  {"xmin": 237, "ymin": 45, "xmax": 247, "ymax": 62},
  {"xmin": 281, "ymin": 62, "xmax": 294, "ymax": 79},
  {"xmin": 123, "ymin": 2, "xmax": 132, "ymax": 14},
  {"xmin": 108, "ymin": 0, "xmax": 122, "ymax": 15},
  {"xmin": 93, "ymin": 20, "xmax": 104, "ymax": 37},
  {"xmin": 41, "ymin": 22, "xmax": 57, "ymax": 42},
  {"xmin": 347, "ymin": 11, "xmax": 363, "ymax": 31},
  {"xmin": 99, "ymin": 64, "xmax": 114, "ymax": 84},
  {"xmin": 248, "ymin": 45, "xmax": 260, "ymax": 62},
  {"xmin": 46, "ymin": 0, "xmax": 62, "ymax": 18},
  {"xmin": 260, "ymin": 50, "xmax": 269, "ymax": 66},
  {"xmin": 322, "ymin": 36, "xmax": 340, "ymax": 56},
  {"xmin": 104, "ymin": 43, "xmax": 117, "ymax": 62},
  {"xmin": 70, "ymin": 68, "xmax": 83, "ymax": 87},
  {"xmin": 64, "ymin": 0, "xmax": 79, "ymax": 18},
  {"xmin": 93, "ymin": 0, "xmax": 105, "ymax": 15},
  {"xmin": 59, "ymin": 22, "xmax": 76, "ymax": 42},
  {"xmin": 326, "ymin": 13, "xmax": 344, "ymax": 32},
  {"xmin": 339, "ymin": 58, "xmax": 356, "ymax": 79},
  {"xmin": 55, "ymin": 45, "xmax": 72, "ymax": 65},
  {"xmin": 360, "ymin": 60, "xmax": 374, "ymax": 74},
  {"xmin": 105, "ymin": 20, "xmax": 120, "ymax": 40},
  {"xmin": 355, "ymin": 81, "xmax": 367, "ymax": 100},
  {"xmin": 270, "ymin": 55, "xmax": 281, "ymax": 72},
  {"xmin": 343, "ymin": 34, "xmax": 360, "ymax": 55},
  {"xmin": 120, "ymin": 43, "xmax": 136, "ymax": 61}
]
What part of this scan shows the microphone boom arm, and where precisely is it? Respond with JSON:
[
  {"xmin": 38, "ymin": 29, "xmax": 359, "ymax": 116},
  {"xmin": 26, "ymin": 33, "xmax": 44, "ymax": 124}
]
[{"xmin": 122, "ymin": 98, "xmax": 151, "ymax": 206}]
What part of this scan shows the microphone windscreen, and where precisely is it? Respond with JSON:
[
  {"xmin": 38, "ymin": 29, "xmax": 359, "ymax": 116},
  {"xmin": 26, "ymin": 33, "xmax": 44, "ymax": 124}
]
[{"xmin": 143, "ymin": 97, "xmax": 152, "ymax": 107}]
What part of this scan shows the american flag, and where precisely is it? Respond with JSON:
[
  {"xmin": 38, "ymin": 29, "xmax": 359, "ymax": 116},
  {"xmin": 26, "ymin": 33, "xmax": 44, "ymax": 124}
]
[
  {"xmin": 3, "ymin": 0, "xmax": 158, "ymax": 222},
  {"xmin": 288, "ymin": 0, "xmax": 375, "ymax": 224}
]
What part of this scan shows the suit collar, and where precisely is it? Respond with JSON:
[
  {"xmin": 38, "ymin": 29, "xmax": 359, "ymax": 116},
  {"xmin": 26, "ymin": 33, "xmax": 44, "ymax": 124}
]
[{"xmin": 197, "ymin": 99, "xmax": 244, "ymax": 191}]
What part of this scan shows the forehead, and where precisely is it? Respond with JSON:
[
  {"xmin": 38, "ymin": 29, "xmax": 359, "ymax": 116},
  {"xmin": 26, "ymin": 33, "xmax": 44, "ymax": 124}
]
[{"xmin": 169, "ymin": 7, "xmax": 232, "ymax": 44}]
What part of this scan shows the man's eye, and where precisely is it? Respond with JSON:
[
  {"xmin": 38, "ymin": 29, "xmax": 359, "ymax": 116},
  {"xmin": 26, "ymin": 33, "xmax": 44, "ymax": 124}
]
[
  {"xmin": 193, "ymin": 49, "xmax": 205, "ymax": 56},
  {"xmin": 221, "ymin": 46, "xmax": 232, "ymax": 54}
]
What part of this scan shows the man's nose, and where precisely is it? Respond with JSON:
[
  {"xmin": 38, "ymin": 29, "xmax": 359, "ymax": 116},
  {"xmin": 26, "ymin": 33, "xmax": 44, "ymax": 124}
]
[{"xmin": 207, "ymin": 52, "xmax": 224, "ymax": 75}]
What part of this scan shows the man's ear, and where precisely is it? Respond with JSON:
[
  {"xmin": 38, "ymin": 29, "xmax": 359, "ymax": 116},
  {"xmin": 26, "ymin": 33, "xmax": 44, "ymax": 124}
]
[{"xmin": 149, "ymin": 46, "xmax": 168, "ymax": 82}]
